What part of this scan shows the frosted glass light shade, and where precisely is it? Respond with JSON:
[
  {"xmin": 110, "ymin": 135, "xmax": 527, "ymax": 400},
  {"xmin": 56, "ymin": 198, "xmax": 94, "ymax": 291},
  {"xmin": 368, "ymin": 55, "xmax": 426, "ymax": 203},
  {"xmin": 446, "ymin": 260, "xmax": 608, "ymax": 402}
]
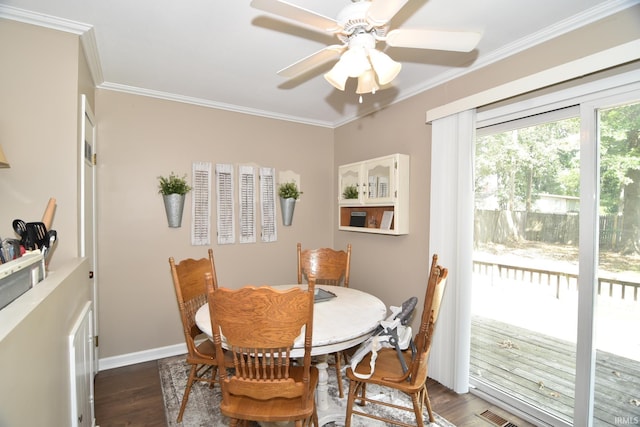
[
  {"xmin": 325, "ymin": 47, "xmax": 375, "ymax": 91},
  {"xmin": 324, "ymin": 58, "xmax": 350, "ymax": 91},
  {"xmin": 342, "ymin": 47, "xmax": 371, "ymax": 78},
  {"xmin": 356, "ymin": 69, "xmax": 380, "ymax": 94},
  {"xmin": 325, "ymin": 46, "xmax": 401, "ymax": 93},
  {"xmin": 368, "ymin": 49, "xmax": 402, "ymax": 85}
]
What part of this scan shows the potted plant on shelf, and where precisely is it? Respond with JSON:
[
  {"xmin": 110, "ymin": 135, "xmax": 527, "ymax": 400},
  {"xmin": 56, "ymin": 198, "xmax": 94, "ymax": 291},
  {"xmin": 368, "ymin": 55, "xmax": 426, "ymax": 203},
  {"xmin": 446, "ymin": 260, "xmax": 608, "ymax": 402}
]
[
  {"xmin": 342, "ymin": 185, "xmax": 359, "ymax": 199},
  {"xmin": 278, "ymin": 181, "xmax": 302, "ymax": 226},
  {"xmin": 158, "ymin": 172, "xmax": 192, "ymax": 228}
]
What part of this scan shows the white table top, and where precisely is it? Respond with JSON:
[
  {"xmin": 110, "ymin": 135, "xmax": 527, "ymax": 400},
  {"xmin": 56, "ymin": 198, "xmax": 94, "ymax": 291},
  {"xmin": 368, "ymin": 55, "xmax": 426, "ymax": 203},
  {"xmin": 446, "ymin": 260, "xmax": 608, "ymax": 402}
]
[{"xmin": 195, "ymin": 285, "xmax": 387, "ymax": 357}]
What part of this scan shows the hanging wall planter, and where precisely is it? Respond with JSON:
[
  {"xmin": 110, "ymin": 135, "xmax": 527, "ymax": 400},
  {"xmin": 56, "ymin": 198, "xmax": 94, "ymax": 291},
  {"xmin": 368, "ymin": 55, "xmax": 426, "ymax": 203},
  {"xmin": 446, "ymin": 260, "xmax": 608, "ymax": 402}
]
[
  {"xmin": 163, "ymin": 194, "xmax": 186, "ymax": 227},
  {"xmin": 158, "ymin": 172, "xmax": 192, "ymax": 228},
  {"xmin": 278, "ymin": 181, "xmax": 302, "ymax": 227},
  {"xmin": 280, "ymin": 196, "xmax": 296, "ymax": 226}
]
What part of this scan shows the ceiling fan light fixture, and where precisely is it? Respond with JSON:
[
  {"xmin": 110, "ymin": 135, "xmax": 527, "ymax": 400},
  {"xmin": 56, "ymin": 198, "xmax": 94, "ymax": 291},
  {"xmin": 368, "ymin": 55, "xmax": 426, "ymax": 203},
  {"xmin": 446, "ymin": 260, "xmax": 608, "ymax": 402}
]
[
  {"xmin": 341, "ymin": 47, "xmax": 371, "ymax": 78},
  {"xmin": 324, "ymin": 58, "xmax": 350, "ymax": 91},
  {"xmin": 368, "ymin": 48, "xmax": 402, "ymax": 85},
  {"xmin": 356, "ymin": 69, "xmax": 379, "ymax": 95},
  {"xmin": 253, "ymin": 0, "xmax": 484, "ymax": 99}
]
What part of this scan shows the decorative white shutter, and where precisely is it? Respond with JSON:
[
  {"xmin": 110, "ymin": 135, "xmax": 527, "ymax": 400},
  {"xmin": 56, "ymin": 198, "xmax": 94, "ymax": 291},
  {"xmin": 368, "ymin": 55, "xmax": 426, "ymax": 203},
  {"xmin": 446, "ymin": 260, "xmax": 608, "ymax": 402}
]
[
  {"xmin": 191, "ymin": 162, "xmax": 211, "ymax": 246},
  {"xmin": 260, "ymin": 167, "xmax": 277, "ymax": 243},
  {"xmin": 216, "ymin": 163, "xmax": 235, "ymax": 245},
  {"xmin": 238, "ymin": 165, "xmax": 256, "ymax": 244}
]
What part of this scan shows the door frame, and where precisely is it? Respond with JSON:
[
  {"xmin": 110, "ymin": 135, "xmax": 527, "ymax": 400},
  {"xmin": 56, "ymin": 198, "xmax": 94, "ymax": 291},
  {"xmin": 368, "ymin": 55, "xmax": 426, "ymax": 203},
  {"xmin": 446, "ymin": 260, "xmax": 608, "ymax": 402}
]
[{"xmin": 80, "ymin": 94, "xmax": 98, "ymax": 375}]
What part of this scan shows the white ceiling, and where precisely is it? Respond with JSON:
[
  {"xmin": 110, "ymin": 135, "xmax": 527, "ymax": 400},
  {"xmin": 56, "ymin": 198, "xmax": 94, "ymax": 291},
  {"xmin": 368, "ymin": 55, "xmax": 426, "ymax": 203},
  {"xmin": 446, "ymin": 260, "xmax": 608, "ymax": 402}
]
[{"xmin": 0, "ymin": 0, "xmax": 633, "ymax": 127}]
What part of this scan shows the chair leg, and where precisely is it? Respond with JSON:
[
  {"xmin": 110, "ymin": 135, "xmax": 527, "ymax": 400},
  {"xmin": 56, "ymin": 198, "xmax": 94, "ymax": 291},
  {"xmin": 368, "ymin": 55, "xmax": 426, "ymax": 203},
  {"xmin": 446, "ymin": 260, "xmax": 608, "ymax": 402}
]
[
  {"xmin": 345, "ymin": 379, "xmax": 357, "ymax": 427},
  {"xmin": 177, "ymin": 364, "xmax": 198, "ymax": 422},
  {"xmin": 411, "ymin": 392, "xmax": 426, "ymax": 427},
  {"xmin": 423, "ymin": 384, "xmax": 435, "ymax": 423},
  {"xmin": 334, "ymin": 351, "xmax": 344, "ymax": 398},
  {"xmin": 209, "ymin": 365, "xmax": 218, "ymax": 388}
]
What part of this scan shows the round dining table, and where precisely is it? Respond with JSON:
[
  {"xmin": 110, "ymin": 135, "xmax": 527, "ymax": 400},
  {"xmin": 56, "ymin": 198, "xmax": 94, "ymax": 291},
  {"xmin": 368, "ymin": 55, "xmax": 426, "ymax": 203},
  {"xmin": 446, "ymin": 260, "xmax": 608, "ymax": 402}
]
[{"xmin": 194, "ymin": 284, "xmax": 387, "ymax": 426}]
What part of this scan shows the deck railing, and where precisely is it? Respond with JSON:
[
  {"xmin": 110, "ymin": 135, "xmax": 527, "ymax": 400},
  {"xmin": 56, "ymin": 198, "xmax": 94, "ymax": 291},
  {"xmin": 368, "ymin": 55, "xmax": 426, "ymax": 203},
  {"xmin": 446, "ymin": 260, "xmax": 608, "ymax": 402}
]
[{"xmin": 473, "ymin": 259, "xmax": 640, "ymax": 301}]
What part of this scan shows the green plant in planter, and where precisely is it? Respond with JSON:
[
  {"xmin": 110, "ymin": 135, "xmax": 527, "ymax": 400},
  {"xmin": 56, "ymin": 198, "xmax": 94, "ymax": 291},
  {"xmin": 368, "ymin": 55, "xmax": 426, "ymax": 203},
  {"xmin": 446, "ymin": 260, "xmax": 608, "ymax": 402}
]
[
  {"xmin": 158, "ymin": 172, "xmax": 192, "ymax": 195},
  {"xmin": 278, "ymin": 181, "xmax": 302, "ymax": 200},
  {"xmin": 342, "ymin": 185, "xmax": 359, "ymax": 199}
]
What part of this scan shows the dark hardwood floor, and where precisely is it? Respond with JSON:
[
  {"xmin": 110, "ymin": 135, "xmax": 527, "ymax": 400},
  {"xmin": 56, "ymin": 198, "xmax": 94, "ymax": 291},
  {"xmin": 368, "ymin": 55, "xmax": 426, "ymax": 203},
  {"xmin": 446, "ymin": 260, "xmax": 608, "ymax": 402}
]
[{"xmin": 94, "ymin": 359, "xmax": 536, "ymax": 427}]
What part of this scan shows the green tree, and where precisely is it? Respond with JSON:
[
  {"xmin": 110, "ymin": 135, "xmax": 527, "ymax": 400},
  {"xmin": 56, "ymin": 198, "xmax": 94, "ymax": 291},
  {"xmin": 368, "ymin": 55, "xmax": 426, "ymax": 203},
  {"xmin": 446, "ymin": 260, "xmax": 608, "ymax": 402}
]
[
  {"xmin": 476, "ymin": 102, "xmax": 640, "ymax": 255},
  {"xmin": 476, "ymin": 118, "xmax": 580, "ymax": 212},
  {"xmin": 599, "ymin": 102, "xmax": 640, "ymax": 254}
]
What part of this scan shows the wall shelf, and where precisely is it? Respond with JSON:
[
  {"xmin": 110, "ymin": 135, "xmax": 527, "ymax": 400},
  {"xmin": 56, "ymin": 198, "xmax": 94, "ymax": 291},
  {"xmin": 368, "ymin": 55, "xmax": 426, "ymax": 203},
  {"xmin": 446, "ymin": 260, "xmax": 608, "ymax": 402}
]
[{"xmin": 338, "ymin": 153, "xmax": 409, "ymax": 235}]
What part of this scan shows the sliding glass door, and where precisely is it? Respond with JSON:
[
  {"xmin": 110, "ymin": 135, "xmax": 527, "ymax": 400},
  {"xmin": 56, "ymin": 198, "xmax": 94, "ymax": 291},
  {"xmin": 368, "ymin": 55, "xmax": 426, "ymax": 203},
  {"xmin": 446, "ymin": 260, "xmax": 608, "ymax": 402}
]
[
  {"xmin": 472, "ymin": 110, "xmax": 581, "ymax": 425},
  {"xmin": 590, "ymin": 98, "xmax": 640, "ymax": 426},
  {"xmin": 470, "ymin": 85, "xmax": 640, "ymax": 426}
]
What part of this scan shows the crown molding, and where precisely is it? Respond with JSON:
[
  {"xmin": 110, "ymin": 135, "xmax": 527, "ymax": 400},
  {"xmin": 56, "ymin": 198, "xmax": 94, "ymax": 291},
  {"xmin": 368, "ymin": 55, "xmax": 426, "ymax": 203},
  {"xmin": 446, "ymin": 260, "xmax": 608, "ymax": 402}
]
[
  {"xmin": 80, "ymin": 28, "xmax": 104, "ymax": 87},
  {"xmin": 0, "ymin": 4, "xmax": 90, "ymax": 34},
  {"xmin": 98, "ymin": 82, "xmax": 335, "ymax": 128}
]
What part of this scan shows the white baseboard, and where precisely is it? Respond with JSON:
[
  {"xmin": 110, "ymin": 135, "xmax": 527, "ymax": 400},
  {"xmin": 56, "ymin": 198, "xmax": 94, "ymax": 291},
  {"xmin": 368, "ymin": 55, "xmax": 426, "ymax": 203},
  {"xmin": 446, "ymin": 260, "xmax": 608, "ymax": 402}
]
[{"xmin": 98, "ymin": 342, "xmax": 187, "ymax": 371}]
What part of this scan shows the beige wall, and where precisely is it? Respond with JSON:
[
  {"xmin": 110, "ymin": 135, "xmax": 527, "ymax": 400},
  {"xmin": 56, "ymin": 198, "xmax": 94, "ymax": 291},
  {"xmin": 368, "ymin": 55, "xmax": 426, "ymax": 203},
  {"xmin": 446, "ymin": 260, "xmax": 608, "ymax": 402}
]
[
  {"xmin": 0, "ymin": 20, "xmax": 82, "ymax": 268},
  {"xmin": 95, "ymin": 90, "xmax": 334, "ymax": 357}
]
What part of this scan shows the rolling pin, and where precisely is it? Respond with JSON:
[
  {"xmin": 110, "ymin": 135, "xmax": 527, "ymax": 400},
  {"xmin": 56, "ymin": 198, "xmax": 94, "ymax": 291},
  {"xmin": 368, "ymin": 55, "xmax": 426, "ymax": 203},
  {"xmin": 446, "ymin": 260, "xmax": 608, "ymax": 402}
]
[{"xmin": 41, "ymin": 197, "xmax": 57, "ymax": 230}]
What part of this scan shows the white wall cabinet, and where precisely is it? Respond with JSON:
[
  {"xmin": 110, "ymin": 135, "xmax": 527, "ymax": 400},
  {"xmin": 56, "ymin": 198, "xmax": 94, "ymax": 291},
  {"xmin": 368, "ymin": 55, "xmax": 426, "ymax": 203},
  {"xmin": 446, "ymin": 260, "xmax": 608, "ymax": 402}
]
[{"xmin": 338, "ymin": 153, "xmax": 409, "ymax": 235}]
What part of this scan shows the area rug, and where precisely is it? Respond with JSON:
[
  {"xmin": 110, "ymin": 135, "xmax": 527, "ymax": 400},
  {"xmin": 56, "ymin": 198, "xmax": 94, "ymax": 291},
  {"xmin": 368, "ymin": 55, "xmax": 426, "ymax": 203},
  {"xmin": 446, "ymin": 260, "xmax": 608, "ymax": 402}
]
[{"xmin": 159, "ymin": 355, "xmax": 455, "ymax": 427}]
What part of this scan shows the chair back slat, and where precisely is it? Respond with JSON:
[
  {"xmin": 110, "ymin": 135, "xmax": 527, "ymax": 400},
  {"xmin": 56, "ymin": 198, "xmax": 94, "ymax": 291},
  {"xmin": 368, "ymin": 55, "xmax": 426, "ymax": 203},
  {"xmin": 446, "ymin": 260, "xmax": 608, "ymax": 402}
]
[{"xmin": 297, "ymin": 243, "xmax": 351, "ymax": 287}]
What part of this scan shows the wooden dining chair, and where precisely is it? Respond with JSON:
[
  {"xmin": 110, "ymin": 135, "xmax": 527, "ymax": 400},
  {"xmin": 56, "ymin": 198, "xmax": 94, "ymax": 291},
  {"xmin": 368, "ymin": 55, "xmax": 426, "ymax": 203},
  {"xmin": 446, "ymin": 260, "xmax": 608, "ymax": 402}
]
[
  {"xmin": 168, "ymin": 249, "xmax": 232, "ymax": 423},
  {"xmin": 297, "ymin": 242, "xmax": 351, "ymax": 287},
  {"xmin": 297, "ymin": 242, "xmax": 352, "ymax": 398},
  {"xmin": 206, "ymin": 274, "xmax": 319, "ymax": 427},
  {"xmin": 344, "ymin": 254, "xmax": 448, "ymax": 427}
]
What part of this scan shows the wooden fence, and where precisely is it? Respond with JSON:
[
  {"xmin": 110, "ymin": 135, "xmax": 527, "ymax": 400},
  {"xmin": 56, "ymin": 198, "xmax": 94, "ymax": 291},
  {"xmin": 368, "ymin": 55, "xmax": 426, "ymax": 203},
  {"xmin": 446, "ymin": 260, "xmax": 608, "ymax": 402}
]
[
  {"xmin": 473, "ymin": 259, "xmax": 640, "ymax": 301},
  {"xmin": 475, "ymin": 210, "xmax": 627, "ymax": 250}
]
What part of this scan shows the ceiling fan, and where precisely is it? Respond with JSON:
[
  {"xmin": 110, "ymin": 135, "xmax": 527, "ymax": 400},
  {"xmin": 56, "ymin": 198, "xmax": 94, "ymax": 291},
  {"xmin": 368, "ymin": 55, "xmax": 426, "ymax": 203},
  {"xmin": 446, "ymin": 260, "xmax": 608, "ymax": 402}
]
[{"xmin": 250, "ymin": 0, "xmax": 482, "ymax": 100}]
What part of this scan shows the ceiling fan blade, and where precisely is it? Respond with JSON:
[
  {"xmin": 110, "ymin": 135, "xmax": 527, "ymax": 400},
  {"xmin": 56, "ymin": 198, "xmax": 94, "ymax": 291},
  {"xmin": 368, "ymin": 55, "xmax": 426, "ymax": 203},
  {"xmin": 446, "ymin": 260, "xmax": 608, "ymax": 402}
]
[
  {"xmin": 277, "ymin": 45, "xmax": 345, "ymax": 78},
  {"xmin": 386, "ymin": 29, "xmax": 482, "ymax": 52},
  {"xmin": 251, "ymin": 0, "xmax": 340, "ymax": 33},
  {"xmin": 366, "ymin": 0, "xmax": 409, "ymax": 27}
]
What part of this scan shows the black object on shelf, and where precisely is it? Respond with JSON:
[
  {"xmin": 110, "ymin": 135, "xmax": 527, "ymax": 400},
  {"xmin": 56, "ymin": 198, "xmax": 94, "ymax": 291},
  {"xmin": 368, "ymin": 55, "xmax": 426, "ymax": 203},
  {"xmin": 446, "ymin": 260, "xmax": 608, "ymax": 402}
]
[{"xmin": 349, "ymin": 211, "xmax": 366, "ymax": 227}]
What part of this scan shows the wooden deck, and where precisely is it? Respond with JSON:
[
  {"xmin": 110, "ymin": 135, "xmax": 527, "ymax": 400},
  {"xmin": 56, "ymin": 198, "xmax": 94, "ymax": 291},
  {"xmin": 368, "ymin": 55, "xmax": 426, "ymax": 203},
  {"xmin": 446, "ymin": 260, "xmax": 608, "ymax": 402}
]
[{"xmin": 471, "ymin": 316, "xmax": 640, "ymax": 426}]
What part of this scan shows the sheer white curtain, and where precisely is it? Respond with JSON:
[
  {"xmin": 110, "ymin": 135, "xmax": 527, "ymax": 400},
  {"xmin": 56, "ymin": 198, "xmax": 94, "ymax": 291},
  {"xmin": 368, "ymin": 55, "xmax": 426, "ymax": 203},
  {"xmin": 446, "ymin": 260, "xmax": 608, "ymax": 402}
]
[{"xmin": 428, "ymin": 110, "xmax": 475, "ymax": 393}]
